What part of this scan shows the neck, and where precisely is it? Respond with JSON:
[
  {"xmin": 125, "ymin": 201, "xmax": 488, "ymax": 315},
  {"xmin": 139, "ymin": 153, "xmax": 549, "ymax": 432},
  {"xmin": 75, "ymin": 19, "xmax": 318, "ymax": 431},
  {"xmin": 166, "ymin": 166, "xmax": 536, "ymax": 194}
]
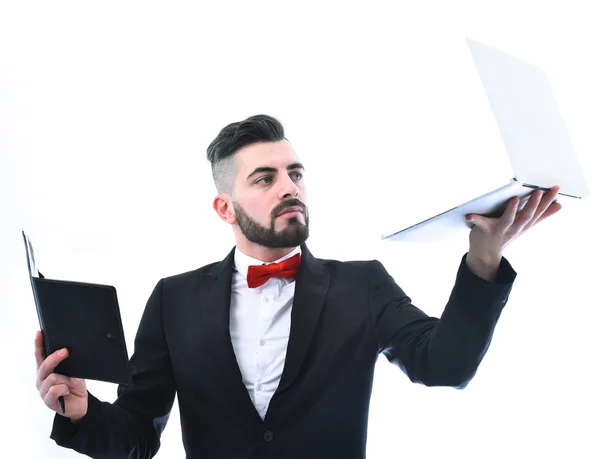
[{"xmin": 235, "ymin": 240, "xmax": 298, "ymax": 263}]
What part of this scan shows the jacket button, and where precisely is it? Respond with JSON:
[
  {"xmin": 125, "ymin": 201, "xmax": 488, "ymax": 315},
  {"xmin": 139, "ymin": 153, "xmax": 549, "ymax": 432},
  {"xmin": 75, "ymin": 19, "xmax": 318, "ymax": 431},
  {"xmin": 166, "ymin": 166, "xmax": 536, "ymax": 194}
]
[{"xmin": 263, "ymin": 430, "xmax": 274, "ymax": 442}]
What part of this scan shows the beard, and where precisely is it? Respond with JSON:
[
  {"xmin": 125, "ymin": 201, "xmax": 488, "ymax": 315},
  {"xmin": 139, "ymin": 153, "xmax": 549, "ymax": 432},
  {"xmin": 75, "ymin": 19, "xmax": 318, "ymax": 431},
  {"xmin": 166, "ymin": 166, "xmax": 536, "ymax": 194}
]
[{"xmin": 233, "ymin": 198, "xmax": 309, "ymax": 249}]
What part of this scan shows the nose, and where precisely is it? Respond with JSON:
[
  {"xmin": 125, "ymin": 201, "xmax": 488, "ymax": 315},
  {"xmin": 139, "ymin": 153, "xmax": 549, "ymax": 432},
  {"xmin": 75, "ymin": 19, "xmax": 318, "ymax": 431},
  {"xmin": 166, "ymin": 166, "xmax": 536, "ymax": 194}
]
[{"xmin": 279, "ymin": 174, "xmax": 299, "ymax": 199}]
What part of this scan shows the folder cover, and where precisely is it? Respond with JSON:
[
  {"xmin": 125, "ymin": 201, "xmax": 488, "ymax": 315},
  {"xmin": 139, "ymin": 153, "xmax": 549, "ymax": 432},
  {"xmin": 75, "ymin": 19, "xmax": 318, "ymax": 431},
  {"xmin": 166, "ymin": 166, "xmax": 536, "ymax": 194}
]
[{"xmin": 22, "ymin": 231, "xmax": 132, "ymax": 386}]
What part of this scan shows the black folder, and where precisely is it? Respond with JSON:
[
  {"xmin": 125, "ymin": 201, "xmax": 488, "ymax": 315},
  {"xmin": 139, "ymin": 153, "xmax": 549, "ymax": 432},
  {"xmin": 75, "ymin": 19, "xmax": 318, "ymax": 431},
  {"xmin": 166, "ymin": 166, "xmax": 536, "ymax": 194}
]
[{"xmin": 22, "ymin": 231, "xmax": 132, "ymax": 386}]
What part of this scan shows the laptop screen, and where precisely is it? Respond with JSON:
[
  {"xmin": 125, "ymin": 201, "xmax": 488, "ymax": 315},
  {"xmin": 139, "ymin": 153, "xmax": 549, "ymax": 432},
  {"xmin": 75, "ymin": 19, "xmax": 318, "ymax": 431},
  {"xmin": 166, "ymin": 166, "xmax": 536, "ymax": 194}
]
[{"xmin": 466, "ymin": 37, "xmax": 589, "ymax": 198}]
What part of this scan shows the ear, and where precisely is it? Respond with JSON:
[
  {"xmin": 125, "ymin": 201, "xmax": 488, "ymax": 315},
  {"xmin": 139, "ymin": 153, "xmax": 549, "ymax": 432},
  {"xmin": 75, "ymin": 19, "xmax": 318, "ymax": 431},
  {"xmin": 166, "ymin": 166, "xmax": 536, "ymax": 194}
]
[{"xmin": 213, "ymin": 194, "xmax": 236, "ymax": 224}]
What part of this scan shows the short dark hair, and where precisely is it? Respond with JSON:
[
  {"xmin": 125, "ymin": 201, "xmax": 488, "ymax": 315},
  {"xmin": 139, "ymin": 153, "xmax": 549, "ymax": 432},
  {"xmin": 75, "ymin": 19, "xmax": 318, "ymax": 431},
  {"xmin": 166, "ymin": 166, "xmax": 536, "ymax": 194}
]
[{"xmin": 207, "ymin": 114, "xmax": 286, "ymax": 194}]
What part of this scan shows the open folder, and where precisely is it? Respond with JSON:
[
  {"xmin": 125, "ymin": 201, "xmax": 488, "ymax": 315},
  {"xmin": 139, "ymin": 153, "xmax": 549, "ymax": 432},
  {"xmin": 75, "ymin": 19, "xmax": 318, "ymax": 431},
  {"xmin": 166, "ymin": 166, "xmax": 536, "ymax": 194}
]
[{"xmin": 22, "ymin": 231, "xmax": 132, "ymax": 386}]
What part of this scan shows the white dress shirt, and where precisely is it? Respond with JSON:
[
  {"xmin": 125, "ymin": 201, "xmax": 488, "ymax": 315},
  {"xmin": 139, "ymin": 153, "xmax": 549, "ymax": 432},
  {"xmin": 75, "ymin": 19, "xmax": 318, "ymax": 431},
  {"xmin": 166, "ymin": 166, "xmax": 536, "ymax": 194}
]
[{"xmin": 229, "ymin": 245, "xmax": 301, "ymax": 420}]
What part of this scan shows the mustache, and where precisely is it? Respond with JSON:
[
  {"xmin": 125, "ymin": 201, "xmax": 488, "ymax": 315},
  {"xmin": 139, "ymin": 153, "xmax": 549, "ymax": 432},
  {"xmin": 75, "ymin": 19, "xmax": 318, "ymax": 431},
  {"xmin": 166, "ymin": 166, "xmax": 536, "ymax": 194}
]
[{"xmin": 272, "ymin": 199, "xmax": 306, "ymax": 217}]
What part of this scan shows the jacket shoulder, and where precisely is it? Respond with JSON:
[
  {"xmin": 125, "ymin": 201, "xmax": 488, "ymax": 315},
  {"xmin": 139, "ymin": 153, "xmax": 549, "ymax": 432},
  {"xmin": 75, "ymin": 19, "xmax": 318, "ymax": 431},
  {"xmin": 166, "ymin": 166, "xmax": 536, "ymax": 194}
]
[
  {"xmin": 160, "ymin": 260, "xmax": 221, "ymax": 289},
  {"xmin": 312, "ymin": 255, "xmax": 380, "ymax": 278}
]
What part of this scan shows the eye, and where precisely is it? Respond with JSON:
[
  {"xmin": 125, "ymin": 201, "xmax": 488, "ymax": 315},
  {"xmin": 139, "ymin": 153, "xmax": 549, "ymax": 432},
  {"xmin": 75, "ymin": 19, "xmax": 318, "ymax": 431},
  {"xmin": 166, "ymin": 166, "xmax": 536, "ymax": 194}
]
[
  {"xmin": 257, "ymin": 176, "xmax": 272, "ymax": 185},
  {"xmin": 291, "ymin": 172, "xmax": 303, "ymax": 181}
]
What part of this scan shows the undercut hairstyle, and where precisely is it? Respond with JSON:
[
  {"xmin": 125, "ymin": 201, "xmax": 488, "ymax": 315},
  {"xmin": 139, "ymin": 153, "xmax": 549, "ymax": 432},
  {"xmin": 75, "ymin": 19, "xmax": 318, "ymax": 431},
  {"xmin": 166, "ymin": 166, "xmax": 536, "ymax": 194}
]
[{"xmin": 206, "ymin": 114, "xmax": 287, "ymax": 194}]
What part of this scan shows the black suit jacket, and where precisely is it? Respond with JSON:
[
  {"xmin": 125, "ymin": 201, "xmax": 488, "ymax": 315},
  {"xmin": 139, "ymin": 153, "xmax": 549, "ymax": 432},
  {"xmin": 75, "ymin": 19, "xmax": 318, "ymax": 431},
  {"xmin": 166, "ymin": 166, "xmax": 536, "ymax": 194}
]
[{"xmin": 50, "ymin": 244, "xmax": 516, "ymax": 458}]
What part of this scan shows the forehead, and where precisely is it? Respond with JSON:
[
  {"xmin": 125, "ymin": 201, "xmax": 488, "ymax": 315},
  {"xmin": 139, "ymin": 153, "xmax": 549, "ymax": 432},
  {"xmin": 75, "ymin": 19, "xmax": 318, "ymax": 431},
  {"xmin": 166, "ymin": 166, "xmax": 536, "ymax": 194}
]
[{"xmin": 234, "ymin": 140, "xmax": 300, "ymax": 173}]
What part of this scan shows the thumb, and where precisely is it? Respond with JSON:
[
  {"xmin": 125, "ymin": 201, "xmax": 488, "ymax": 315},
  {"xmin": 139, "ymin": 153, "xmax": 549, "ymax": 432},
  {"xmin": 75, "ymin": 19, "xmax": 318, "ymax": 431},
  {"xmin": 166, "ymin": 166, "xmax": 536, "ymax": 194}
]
[{"xmin": 466, "ymin": 214, "xmax": 492, "ymax": 232}]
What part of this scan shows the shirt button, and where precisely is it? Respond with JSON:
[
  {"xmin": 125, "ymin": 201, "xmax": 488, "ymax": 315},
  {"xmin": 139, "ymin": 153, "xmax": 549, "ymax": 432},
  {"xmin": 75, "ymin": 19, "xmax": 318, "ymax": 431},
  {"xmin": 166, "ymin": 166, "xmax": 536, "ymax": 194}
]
[
  {"xmin": 263, "ymin": 297, "xmax": 270, "ymax": 303},
  {"xmin": 259, "ymin": 339, "xmax": 266, "ymax": 346},
  {"xmin": 258, "ymin": 384, "xmax": 264, "ymax": 391},
  {"xmin": 263, "ymin": 430, "xmax": 274, "ymax": 442}
]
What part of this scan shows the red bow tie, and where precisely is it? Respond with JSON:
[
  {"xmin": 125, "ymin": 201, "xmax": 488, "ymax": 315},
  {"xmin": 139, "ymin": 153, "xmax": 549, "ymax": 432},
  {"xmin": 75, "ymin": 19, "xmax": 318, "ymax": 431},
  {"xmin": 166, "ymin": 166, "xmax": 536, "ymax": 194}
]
[{"xmin": 247, "ymin": 253, "xmax": 301, "ymax": 288}]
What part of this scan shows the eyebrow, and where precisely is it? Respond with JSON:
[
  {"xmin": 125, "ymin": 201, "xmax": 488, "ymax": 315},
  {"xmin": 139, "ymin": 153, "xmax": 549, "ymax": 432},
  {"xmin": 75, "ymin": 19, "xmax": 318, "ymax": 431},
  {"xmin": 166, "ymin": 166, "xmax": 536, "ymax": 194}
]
[{"xmin": 246, "ymin": 162, "xmax": 304, "ymax": 180}]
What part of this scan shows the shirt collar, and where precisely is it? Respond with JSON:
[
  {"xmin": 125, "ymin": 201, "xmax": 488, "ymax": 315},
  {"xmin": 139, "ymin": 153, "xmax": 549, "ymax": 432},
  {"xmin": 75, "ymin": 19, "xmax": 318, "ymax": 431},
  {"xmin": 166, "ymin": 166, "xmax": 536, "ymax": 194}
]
[{"xmin": 234, "ymin": 245, "xmax": 302, "ymax": 280}]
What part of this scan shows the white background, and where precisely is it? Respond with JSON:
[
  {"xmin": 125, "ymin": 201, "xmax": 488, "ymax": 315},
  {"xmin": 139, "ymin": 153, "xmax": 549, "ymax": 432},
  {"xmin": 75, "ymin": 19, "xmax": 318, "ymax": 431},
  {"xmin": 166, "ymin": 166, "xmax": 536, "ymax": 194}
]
[{"xmin": 1, "ymin": 1, "xmax": 599, "ymax": 457}]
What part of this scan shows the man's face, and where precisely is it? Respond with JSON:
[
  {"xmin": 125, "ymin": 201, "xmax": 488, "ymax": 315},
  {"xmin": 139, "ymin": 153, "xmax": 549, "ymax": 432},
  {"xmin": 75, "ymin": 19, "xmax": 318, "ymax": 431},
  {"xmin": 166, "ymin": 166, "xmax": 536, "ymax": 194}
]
[{"xmin": 230, "ymin": 140, "xmax": 309, "ymax": 249}]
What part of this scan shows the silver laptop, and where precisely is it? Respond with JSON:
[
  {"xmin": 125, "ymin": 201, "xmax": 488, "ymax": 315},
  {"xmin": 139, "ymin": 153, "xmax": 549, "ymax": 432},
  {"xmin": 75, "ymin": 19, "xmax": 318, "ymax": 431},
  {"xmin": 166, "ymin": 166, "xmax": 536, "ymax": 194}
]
[{"xmin": 381, "ymin": 37, "xmax": 590, "ymax": 242}]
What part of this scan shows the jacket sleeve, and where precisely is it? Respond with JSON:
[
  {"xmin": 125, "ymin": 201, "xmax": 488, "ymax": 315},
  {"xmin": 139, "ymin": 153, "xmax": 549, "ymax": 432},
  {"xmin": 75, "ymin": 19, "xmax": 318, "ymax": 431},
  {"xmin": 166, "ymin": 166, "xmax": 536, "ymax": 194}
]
[
  {"xmin": 369, "ymin": 253, "xmax": 517, "ymax": 388},
  {"xmin": 49, "ymin": 278, "xmax": 176, "ymax": 459}
]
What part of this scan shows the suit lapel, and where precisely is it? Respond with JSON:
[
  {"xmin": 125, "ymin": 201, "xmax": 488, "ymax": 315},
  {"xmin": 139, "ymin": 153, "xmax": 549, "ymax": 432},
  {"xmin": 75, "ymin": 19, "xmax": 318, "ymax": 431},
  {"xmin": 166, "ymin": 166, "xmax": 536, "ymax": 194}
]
[
  {"xmin": 198, "ymin": 246, "xmax": 264, "ymax": 423},
  {"xmin": 274, "ymin": 244, "xmax": 330, "ymax": 396},
  {"xmin": 198, "ymin": 243, "xmax": 330, "ymax": 423}
]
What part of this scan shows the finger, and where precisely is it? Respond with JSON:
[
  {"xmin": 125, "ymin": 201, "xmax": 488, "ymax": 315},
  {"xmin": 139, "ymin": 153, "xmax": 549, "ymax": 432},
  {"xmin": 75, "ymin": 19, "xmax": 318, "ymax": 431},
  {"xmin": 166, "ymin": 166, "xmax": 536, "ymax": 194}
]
[
  {"xmin": 36, "ymin": 348, "xmax": 69, "ymax": 389},
  {"xmin": 532, "ymin": 201, "xmax": 562, "ymax": 227},
  {"xmin": 498, "ymin": 196, "xmax": 520, "ymax": 231},
  {"xmin": 527, "ymin": 186, "xmax": 561, "ymax": 228},
  {"xmin": 524, "ymin": 186, "xmax": 562, "ymax": 229},
  {"xmin": 70, "ymin": 377, "xmax": 86, "ymax": 387},
  {"xmin": 38, "ymin": 373, "xmax": 78, "ymax": 398},
  {"xmin": 34, "ymin": 330, "xmax": 46, "ymax": 368},
  {"xmin": 467, "ymin": 195, "xmax": 519, "ymax": 231},
  {"xmin": 466, "ymin": 213, "xmax": 493, "ymax": 232},
  {"xmin": 514, "ymin": 190, "xmax": 544, "ymax": 228},
  {"xmin": 43, "ymin": 384, "xmax": 70, "ymax": 412}
]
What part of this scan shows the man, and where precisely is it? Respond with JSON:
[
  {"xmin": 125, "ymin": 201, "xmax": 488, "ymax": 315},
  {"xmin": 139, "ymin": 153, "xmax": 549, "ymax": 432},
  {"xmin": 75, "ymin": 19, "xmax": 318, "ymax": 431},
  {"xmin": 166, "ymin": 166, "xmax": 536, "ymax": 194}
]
[{"xmin": 35, "ymin": 114, "xmax": 561, "ymax": 458}]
